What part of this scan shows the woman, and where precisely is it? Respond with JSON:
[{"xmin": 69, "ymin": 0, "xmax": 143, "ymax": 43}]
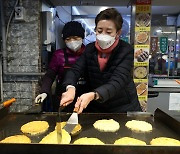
[
  {"xmin": 60, "ymin": 8, "xmax": 141, "ymax": 113},
  {"xmin": 35, "ymin": 21, "xmax": 86, "ymax": 111}
]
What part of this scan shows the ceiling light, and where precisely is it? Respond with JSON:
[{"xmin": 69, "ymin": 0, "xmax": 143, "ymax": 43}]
[{"xmin": 156, "ymin": 29, "xmax": 162, "ymax": 33}]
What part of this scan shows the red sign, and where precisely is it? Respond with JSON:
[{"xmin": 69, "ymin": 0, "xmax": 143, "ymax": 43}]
[
  {"xmin": 136, "ymin": 0, "xmax": 151, "ymax": 5},
  {"xmin": 150, "ymin": 37, "xmax": 158, "ymax": 53}
]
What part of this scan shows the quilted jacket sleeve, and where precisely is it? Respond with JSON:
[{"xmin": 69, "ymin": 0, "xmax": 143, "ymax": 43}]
[{"xmin": 95, "ymin": 45, "xmax": 134, "ymax": 103}]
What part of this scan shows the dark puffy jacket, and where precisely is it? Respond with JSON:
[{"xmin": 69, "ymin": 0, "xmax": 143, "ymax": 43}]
[{"xmin": 63, "ymin": 40, "xmax": 141, "ymax": 113}]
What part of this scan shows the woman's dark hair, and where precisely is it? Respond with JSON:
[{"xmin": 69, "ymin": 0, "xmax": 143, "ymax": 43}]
[{"xmin": 95, "ymin": 8, "xmax": 123, "ymax": 31}]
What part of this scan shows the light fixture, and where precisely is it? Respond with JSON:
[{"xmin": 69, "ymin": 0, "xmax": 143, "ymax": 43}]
[{"xmin": 156, "ymin": 29, "xmax": 162, "ymax": 33}]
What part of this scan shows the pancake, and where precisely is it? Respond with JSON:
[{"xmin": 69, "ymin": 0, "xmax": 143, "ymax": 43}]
[
  {"xmin": 134, "ymin": 66, "xmax": 147, "ymax": 79},
  {"xmin": 93, "ymin": 119, "xmax": 120, "ymax": 132},
  {"xmin": 125, "ymin": 120, "xmax": 152, "ymax": 132},
  {"xmin": 55, "ymin": 121, "xmax": 82, "ymax": 135},
  {"xmin": 150, "ymin": 137, "xmax": 180, "ymax": 146},
  {"xmin": 39, "ymin": 129, "xmax": 71, "ymax": 144},
  {"xmin": 0, "ymin": 135, "xmax": 31, "ymax": 143},
  {"xmin": 114, "ymin": 137, "xmax": 146, "ymax": 145},
  {"xmin": 136, "ymin": 32, "xmax": 149, "ymax": 44},
  {"xmin": 21, "ymin": 121, "xmax": 49, "ymax": 135},
  {"xmin": 73, "ymin": 137, "xmax": 104, "ymax": 145}
]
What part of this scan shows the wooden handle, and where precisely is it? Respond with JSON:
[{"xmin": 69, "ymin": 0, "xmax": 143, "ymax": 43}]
[
  {"xmin": 3, "ymin": 98, "xmax": 16, "ymax": 107},
  {"xmin": 73, "ymin": 107, "xmax": 79, "ymax": 113},
  {"xmin": 175, "ymin": 79, "xmax": 180, "ymax": 84}
]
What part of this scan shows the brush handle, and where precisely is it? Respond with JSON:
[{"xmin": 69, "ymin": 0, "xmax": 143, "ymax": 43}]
[
  {"xmin": 175, "ymin": 79, "xmax": 180, "ymax": 84},
  {"xmin": 3, "ymin": 98, "xmax": 16, "ymax": 107}
]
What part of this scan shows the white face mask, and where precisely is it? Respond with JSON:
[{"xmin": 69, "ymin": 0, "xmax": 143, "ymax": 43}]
[
  {"xmin": 96, "ymin": 34, "xmax": 116, "ymax": 49},
  {"xmin": 66, "ymin": 40, "xmax": 82, "ymax": 52}
]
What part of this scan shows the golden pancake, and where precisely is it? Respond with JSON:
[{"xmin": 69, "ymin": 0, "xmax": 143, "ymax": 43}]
[
  {"xmin": 93, "ymin": 119, "xmax": 120, "ymax": 132},
  {"xmin": 136, "ymin": 32, "xmax": 149, "ymax": 44},
  {"xmin": 0, "ymin": 135, "xmax": 31, "ymax": 143},
  {"xmin": 73, "ymin": 137, "xmax": 104, "ymax": 145},
  {"xmin": 55, "ymin": 122, "xmax": 82, "ymax": 135},
  {"xmin": 39, "ymin": 129, "xmax": 71, "ymax": 144},
  {"xmin": 134, "ymin": 67, "xmax": 147, "ymax": 79},
  {"xmin": 21, "ymin": 121, "xmax": 49, "ymax": 135},
  {"xmin": 125, "ymin": 120, "xmax": 152, "ymax": 132},
  {"xmin": 150, "ymin": 137, "xmax": 180, "ymax": 146},
  {"xmin": 114, "ymin": 137, "xmax": 146, "ymax": 145}
]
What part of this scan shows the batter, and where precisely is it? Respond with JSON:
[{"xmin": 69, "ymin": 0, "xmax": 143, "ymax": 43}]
[
  {"xmin": 0, "ymin": 135, "xmax": 31, "ymax": 143},
  {"xmin": 21, "ymin": 121, "xmax": 49, "ymax": 135},
  {"xmin": 93, "ymin": 119, "xmax": 120, "ymax": 132},
  {"xmin": 73, "ymin": 137, "xmax": 104, "ymax": 145}
]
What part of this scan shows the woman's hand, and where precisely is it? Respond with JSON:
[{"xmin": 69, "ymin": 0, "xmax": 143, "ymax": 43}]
[
  {"xmin": 75, "ymin": 92, "xmax": 94, "ymax": 114},
  {"xmin": 60, "ymin": 87, "xmax": 76, "ymax": 107}
]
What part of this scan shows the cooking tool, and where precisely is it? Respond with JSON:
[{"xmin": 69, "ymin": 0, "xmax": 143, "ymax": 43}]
[
  {"xmin": 63, "ymin": 107, "xmax": 79, "ymax": 134},
  {"xmin": 175, "ymin": 79, "xmax": 180, "ymax": 84},
  {"xmin": 56, "ymin": 106, "xmax": 64, "ymax": 144},
  {"xmin": 0, "ymin": 98, "xmax": 16, "ymax": 110}
]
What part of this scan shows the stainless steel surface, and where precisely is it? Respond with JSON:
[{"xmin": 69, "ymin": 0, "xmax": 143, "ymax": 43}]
[
  {"xmin": 154, "ymin": 108, "xmax": 180, "ymax": 134},
  {"xmin": 56, "ymin": 107, "xmax": 62, "ymax": 144},
  {"xmin": 147, "ymin": 92, "xmax": 180, "ymax": 117},
  {"xmin": 56, "ymin": 122, "xmax": 62, "ymax": 144},
  {"xmin": 64, "ymin": 108, "xmax": 78, "ymax": 134},
  {"xmin": 63, "ymin": 123, "xmax": 77, "ymax": 134},
  {"xmin": 148, "ymin": 87, "xmax": 180, "ymax": 92}
]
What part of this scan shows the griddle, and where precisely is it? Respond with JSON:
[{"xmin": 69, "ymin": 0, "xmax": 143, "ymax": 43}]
[{"xmin": 0, "ymin": 108, "xmax": 179, "ymax": 154}]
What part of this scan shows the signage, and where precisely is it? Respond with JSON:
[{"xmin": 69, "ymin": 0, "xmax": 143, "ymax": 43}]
[
  {"xmin": 133, "ymin": 0, "xmax": 152, "ymax": 111},
  {"xmin": 150, "ymin": 37, "xmax": 158, "ymax": 54},
  {"xmin": 160, "ymin": 37, "xmax": 168, "ymax": 53}
]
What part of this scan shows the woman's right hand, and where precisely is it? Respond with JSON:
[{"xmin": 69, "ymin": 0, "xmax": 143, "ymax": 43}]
[
  {"xmin": 35, "ymin": 93, "xmax": 47, "ymax": 103},
  {"xmin": 60, "ymin": 87, "xmax": 76, "ymax": 107}
]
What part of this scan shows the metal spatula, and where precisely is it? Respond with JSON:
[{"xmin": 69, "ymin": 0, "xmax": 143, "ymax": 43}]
[
  {"xmin": 56, "ymin": 106, "xmax": 63, "ymax": 144},
  {"xmin": 63, "ymin": 107, "xmax": 79, "ymax": 134}
]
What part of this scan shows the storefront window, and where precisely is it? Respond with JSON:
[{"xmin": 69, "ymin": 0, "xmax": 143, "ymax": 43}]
[{"xmin": 150, "ymin": 26, "xmax": 177, "ymax": 76}]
